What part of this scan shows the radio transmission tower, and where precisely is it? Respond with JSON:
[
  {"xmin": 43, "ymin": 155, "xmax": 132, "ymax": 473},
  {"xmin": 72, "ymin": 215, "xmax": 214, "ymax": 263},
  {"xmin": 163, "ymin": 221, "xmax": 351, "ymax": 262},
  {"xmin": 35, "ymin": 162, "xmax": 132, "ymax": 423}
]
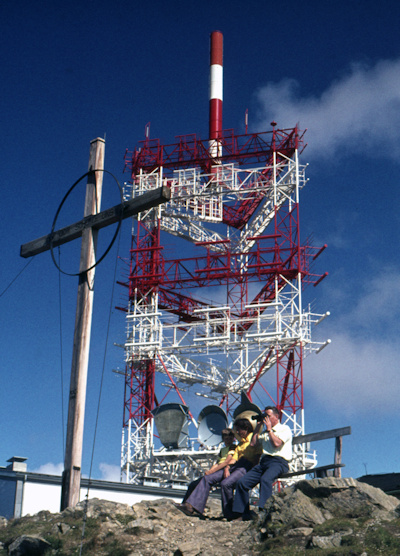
[{"xmin": 118, "ymin": 31, "xmax": 329, "ymax": 484}]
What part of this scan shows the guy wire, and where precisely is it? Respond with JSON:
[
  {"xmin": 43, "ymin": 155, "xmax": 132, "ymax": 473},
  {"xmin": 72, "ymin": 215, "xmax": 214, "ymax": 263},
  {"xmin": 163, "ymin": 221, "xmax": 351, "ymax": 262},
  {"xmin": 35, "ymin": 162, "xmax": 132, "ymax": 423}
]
[
  {"xmin": 58, "ymin": 246, "xmax": 66, "ymax": 461},
  {"xmin": 0, "ymin": 257, "xmax": 34, "ymax": 298}
]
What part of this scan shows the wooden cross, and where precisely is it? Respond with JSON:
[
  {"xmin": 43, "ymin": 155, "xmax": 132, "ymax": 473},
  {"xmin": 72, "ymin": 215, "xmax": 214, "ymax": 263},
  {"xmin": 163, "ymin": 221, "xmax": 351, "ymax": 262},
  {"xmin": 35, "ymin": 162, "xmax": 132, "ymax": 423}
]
[{"xmin": 20, "ymin": 138, "xmax": 170, "ymax": 510}]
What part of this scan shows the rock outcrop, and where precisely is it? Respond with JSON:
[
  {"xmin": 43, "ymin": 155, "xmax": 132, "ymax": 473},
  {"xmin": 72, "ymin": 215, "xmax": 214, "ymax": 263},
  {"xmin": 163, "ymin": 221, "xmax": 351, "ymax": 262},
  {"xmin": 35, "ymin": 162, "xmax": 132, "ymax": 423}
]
[
  {"xmin": 262, "ymin": 477, "xmax": 400, "ymax": 532},
  {"xmin": 258, "ymin": 477, "xmax": 400, "ymax": 553},
  {"xmin": 7, "ymin": 535, "xmax": 51, "ymax": 556},
  {"xmin": 0, "ymin": 478, "xmax": 399, "ymax": 555}
]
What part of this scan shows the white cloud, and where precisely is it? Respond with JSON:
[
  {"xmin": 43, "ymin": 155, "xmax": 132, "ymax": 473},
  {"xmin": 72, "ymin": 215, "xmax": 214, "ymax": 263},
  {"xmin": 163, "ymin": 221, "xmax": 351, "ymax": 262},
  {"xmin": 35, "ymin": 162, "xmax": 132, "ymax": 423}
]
[
  {"xmin": 346, "ymin": 269, "xmax": 400, "ymax": 332},
  {"xmin": 323, "ymin": 267, "xmax": 400, "ymax": 338},
  {"xmin": 32, "ymin": 462, "xmax": 63, "ymax": 476},
  {"xmin": 305, "ymin": 268, "xmax": 400, "ymax": 415},
  {"xmin": 30, "ymin": 462, "xmax": 121, "ymax": 481},
  {"xmin": 306, "ymin": 332, "xmax": 399, "ymax": 415},
  {"xmin": 98, "ymin": 462, "xmax": 120, "ymax": 482},
  {"xmin": 254, "ymin": 58, "xmax": 400, "ymax": 159}
]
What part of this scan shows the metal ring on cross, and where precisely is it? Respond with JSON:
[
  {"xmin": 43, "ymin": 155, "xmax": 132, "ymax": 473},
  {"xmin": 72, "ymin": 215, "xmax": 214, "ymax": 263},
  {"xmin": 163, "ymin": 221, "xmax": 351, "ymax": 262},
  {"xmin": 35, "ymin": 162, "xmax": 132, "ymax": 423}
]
[{"xmin": 49, "ymin": 169, "xmax": 123, "ymax": 276}]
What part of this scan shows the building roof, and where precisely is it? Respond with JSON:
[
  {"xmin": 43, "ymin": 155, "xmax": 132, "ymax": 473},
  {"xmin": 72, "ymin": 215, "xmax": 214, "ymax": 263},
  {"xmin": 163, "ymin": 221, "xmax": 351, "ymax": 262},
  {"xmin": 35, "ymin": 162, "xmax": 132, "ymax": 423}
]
[{"xmin": 357, "ymin": 473, "xmax": 400, "ymax": 497}]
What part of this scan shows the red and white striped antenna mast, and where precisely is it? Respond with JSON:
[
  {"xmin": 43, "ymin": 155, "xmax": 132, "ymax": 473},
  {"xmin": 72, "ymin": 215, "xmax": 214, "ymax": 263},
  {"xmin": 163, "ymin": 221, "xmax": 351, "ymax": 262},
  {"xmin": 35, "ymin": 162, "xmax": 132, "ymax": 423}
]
[{"xmin": 209, "ymin": 30, "xmax": 223, "ymax": 158}]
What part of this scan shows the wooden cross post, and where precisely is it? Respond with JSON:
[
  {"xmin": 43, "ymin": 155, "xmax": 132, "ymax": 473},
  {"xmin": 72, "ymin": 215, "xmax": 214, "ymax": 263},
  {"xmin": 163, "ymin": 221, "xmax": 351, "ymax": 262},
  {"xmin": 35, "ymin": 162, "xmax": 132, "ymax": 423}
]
[
  {"xmin": 20, "ymin": 138, "xmax": 171, "ymax": 510},
  {"xmin": 60, "ymin": 137, "xmax": 105, "ymax": 510}
]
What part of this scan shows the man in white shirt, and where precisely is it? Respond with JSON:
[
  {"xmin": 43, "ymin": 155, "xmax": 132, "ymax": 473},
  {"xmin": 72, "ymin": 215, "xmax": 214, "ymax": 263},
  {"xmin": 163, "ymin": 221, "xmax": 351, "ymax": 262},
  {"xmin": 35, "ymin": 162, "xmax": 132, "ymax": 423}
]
[{"xmin": 231, "ymin": 406, "xmax": 292, "ymax": 520}]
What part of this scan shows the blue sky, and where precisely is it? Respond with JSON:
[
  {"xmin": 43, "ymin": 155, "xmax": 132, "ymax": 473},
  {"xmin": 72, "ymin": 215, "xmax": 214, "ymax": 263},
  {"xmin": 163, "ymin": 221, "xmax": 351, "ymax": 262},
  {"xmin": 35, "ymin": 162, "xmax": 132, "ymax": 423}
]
[{"xmin": 1, "ymin": 0, "xmax": 399, "ymax": 482}]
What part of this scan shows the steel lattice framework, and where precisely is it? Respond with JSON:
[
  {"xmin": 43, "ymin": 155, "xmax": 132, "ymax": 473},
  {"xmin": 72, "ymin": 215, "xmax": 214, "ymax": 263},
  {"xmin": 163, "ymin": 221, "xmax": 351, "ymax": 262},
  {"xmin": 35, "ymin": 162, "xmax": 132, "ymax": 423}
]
[{"xmin": 117, "ymin": 123, "xmax": 329, "ymax": 485}]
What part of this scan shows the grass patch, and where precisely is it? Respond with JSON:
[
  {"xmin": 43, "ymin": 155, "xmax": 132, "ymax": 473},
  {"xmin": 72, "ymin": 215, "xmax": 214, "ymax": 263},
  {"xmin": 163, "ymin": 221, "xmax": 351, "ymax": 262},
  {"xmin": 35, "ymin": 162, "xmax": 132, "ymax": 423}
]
[
  {"xmin": 312, "ymin": 517, "xmax": 354, "ymax": 535},
  {"xmin": 104, "ymin": 539, "xmax": 132, "ymax": 556},
  {"xmin": 258, "ymin": 538, "xmax": 306, "ymax": 555},
  {"xmin": 365, "ymin": 525, "xmax": 400, "ymax": 553},
  {"xmin": 115, "ymin": 513, "xmax": 134, "ymax": 526},
  {"xmin": 0, "ymin": 513, "xmax": 102, "ymax": 556}
]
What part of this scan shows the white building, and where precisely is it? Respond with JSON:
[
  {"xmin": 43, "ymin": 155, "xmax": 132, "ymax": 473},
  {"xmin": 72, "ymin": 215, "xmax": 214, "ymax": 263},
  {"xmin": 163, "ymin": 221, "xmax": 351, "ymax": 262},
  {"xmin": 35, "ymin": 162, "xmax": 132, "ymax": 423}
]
[{"xmin": 0, "ymin": 456, "xmax": 187, "ymax": 519}]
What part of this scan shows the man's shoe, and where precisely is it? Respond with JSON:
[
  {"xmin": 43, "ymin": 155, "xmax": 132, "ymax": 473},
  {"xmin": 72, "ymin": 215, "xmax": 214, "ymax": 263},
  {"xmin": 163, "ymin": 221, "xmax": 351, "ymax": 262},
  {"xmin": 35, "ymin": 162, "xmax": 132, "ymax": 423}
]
[
  {"xmin": 243, "ymin": 509, "xmax": 258, "ymax": 521},
  {"xmin": 228, "ymin": 512, "xmax": 243, "ymax": 521}
]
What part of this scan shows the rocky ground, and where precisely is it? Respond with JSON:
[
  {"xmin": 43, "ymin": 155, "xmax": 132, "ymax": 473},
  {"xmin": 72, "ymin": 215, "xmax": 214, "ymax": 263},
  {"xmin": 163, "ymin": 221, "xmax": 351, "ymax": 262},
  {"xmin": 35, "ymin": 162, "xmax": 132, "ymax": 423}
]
[{"xmin": 1, "ymin": 477, "xmax": 400, "ymax": 555}]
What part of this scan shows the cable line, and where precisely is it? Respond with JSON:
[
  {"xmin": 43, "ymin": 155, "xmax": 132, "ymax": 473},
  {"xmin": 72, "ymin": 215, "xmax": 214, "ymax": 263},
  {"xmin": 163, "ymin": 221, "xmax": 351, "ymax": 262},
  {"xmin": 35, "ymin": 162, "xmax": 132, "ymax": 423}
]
[
  {"xmin": 58, "ymin": 246, "xmax": 66, "ymax": 461},
  {"xmin": 79, "ymin": 225, "xmax": 122, "ymax": 556},
  {"xmin": 49, "ymin": 168, "xmax": 123, "ymax": 276},
  {"xmin": 0, "ymin": 257, "xmax": 34, "ymax": 298}
]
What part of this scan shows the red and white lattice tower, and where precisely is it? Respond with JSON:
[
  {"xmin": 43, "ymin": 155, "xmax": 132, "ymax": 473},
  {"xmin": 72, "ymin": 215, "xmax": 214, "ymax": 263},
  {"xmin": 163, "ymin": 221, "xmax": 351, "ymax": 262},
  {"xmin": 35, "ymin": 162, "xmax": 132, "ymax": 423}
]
[{"xmin": 119, "ymin": 31, "xmax": 329, "ymax": 484}]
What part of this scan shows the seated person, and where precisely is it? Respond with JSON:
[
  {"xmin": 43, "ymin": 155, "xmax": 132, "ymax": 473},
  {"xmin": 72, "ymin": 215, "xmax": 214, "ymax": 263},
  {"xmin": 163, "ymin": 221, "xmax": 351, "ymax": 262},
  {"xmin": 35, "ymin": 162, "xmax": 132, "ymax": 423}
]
[
  {"xmin": 181, "ymin": 428, "xmax": 236, "ymax": 503},
  {"xmin": 176, "ymin": 418, "xmax": 262, "ymax": 519},
  {"xmin": 231, "ymin": 406, "xmax": 292, "ymax": 520}
]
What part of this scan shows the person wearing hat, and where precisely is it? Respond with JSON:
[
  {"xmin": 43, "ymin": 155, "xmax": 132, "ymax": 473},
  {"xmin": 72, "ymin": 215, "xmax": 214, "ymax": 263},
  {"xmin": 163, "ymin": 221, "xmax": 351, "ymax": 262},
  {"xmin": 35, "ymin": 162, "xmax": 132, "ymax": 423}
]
[
  {"xmin": 231, "ymin": 406, "xmax": 292, "ymax": 520},
  {"xmin": 176, "ymin": 418, "xmax": 262, "ymax": 519}
]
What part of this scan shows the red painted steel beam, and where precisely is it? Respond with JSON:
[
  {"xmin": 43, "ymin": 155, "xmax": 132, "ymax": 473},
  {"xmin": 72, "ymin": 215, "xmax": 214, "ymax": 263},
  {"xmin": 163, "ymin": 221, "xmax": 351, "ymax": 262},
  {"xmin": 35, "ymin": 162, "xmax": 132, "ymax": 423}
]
[{"xmin": 124, "ymin": 128, "xmax": 303, "ymax": 177}]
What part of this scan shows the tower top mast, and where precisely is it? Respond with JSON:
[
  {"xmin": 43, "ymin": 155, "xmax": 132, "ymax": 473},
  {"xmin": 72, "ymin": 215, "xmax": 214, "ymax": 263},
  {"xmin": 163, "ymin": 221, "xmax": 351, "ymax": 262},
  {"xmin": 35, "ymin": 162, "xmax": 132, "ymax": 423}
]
[{"xmin": 209, "ymin": 30, "xmax": 223, "ymax": 158}]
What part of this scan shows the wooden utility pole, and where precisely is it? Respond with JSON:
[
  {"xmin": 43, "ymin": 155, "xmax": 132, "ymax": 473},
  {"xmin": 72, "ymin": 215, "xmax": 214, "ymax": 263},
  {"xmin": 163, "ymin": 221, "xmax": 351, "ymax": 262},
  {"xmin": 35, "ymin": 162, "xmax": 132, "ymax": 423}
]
[
  {"xmin": 60, "ymin": 137, "xmax": 104, "ymax": 510},
  {"xmin": 20, "ymin": 138, "xmax": 171, "ymax": 510}
]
